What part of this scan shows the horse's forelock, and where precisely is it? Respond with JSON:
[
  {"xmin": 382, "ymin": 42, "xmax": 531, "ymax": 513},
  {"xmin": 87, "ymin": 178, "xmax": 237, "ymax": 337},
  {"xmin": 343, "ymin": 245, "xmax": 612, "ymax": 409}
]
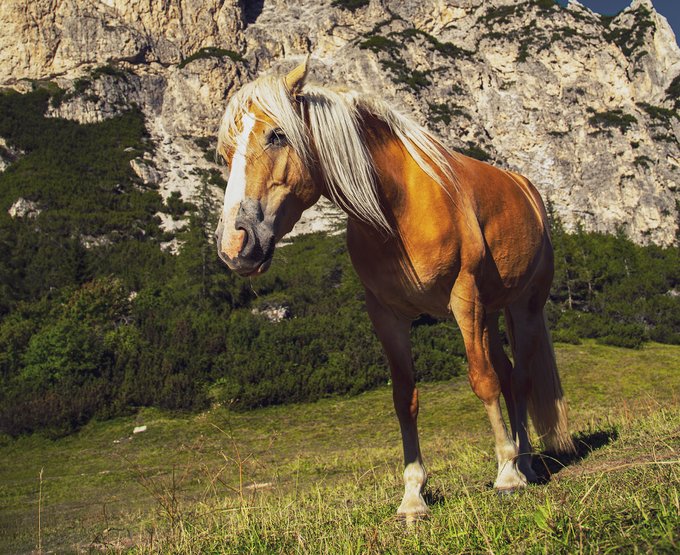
[{"xmin": 218, "ymin": 75, "xmax": 310, "ymax": 165}]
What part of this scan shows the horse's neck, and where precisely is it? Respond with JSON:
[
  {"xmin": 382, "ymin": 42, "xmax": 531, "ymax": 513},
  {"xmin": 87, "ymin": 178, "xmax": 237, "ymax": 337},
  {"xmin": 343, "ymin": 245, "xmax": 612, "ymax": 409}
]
[
  {"xmin": 357, "ymin": 112, "xmax": 412, "ymax": 214},
  {"xmin": 360, "ymin": 111, "xmax": 460, "ymax": 228}
]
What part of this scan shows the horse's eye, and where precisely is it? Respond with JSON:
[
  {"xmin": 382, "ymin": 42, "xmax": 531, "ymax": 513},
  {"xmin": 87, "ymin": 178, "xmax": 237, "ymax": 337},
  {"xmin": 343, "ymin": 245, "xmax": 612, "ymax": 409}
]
[{"xmin": 267, "ymin": 128, "xmax": 287, "ymax": 147}]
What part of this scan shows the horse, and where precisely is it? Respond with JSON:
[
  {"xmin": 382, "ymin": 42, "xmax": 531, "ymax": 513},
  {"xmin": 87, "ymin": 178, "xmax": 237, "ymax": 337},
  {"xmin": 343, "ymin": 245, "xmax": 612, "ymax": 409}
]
[{"xmin": 214, "ymin": 58, "xmax": 575, "ymax": 520}]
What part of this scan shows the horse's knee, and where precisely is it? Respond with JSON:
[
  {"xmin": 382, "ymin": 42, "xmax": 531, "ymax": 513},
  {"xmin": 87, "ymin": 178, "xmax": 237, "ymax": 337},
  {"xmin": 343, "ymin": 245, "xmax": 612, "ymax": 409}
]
[
  {"xmin": 408, "ymin": 387, "xmax": 419, "ymax": 419},
  {"xmin": 468, "ymin": 362, "xmax": 501, "ymax": 404},
  {"xmin": 392, "ymin": 379, "xmax": 418, "ymax": 421}
]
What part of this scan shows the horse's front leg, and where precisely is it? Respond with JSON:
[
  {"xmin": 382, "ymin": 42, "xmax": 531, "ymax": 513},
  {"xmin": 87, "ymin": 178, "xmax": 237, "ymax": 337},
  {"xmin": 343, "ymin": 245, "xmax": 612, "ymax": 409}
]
[
  {"xmin": 365, "ymin": 289, "xmax": 428, "ymax": 520},
  {"xmin": 450, "ymin": 275, "xmax": 528, "ymax": 491}
]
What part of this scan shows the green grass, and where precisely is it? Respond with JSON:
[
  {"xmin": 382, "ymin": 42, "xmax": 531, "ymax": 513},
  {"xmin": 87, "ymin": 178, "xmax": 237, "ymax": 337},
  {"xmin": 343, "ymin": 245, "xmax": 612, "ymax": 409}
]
[{"xmin": 1, "ymin": 342, "xmax": 679, "ymax": 553}]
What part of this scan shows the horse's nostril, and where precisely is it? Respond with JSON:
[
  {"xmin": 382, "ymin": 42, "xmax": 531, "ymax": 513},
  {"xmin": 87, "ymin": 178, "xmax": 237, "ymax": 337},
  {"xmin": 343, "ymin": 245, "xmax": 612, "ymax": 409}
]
[
  {"xmin": 236, "ymin": 227, "xmax": 250, "ymax": 256},
  {"xmin": 237, "ymin": 226, "xmax": 247, "ymax": 242}
]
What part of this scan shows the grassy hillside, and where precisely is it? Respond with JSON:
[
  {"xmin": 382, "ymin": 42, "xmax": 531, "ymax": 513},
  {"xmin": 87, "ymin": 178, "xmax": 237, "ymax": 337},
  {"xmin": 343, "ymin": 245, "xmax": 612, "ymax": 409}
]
[{"xmin": 1, "ymin": 341, "xmax": 678, "ymax": 553}]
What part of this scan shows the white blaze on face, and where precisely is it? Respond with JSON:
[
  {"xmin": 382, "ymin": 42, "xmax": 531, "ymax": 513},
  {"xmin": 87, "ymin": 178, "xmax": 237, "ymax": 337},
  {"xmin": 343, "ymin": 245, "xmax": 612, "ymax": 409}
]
[{"xmin": 220, "ymin": 111, "xmax": 256, "ymax": 259}]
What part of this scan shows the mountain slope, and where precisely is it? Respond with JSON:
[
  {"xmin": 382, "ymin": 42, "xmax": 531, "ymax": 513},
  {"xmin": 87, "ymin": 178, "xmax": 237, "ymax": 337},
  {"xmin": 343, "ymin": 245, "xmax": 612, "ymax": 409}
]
[{"xmin": 0, "ymin": 0, "xmax": 678, "ymax": 244}]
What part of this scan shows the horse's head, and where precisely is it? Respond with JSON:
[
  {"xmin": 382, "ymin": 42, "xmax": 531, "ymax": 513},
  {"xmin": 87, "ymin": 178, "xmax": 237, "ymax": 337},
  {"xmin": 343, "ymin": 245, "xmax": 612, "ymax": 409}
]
[{"xmin": 215, "ymin": 59, "xmax": 320, "ymax": 277}]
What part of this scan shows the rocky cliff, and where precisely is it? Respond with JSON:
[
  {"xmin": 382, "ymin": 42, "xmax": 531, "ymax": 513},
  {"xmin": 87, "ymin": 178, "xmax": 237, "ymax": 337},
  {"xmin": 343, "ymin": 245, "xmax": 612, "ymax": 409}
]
[{"xmin": 1, "ymin": 0, "xmax": 679, "ymax": 244}]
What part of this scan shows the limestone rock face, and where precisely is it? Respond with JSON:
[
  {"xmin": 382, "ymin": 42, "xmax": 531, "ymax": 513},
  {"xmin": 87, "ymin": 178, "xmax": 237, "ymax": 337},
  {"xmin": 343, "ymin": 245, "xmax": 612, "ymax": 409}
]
[
  {"xmin": 101, "ymin": 0, "xmax": 245, "ymax": 64},
  {"xmin": 0, "ymin": 0, "xmax": 244, "ymax": 81},
  {"xmin": 1, "ymin": 0, "xmax": 679, "ymax": 245}
]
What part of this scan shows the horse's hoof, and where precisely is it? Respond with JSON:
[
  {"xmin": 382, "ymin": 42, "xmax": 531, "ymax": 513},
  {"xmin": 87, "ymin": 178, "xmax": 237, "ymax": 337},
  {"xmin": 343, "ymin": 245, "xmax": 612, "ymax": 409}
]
[
  {"xmin": 397, "ymin": 511, "xmax": 430, "ymax": 526},
  {"xmin": 522, "ymin": 468, "xmax": 540, "ymax": 484},
  {"xmin": 397, "ymin": 493, "xmax": 430, "ymax": 524}
]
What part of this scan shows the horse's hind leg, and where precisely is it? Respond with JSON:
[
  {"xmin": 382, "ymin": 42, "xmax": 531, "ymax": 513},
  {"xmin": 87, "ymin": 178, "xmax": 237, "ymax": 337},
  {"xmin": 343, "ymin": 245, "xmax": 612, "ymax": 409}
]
[
  {"xmin": 365, "ymin": 289, "xmax": 429, "ymax": 520},
  {"xmin": 488, "ymin": 314, "xmax": 517, "ymax": 440},
  {"xmin": 450, "ymin": 276, "xmax": 528, "ymax": 491},
  {"xmin": 503, "ymin": 307, "xmax": 539, "ymax": 482}
]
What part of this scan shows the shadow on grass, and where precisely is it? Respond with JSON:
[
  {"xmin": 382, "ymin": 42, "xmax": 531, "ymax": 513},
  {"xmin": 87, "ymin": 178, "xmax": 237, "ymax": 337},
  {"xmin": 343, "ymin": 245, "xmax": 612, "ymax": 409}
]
[
  {"xmin": 423, "ymin": 485, "xmax": 447, "ymax": 507},
  {"xmin": 533, "ymin": 427, "xmax": 619, "ymax": 483},
  {"xmin": 417, "ymin": 428, "xmax": 618, "ymax": 505}
]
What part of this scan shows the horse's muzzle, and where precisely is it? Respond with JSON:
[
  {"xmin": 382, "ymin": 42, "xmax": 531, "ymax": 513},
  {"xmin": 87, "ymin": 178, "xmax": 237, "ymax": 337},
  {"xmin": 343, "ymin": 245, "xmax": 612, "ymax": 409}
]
[{"xmin": 216, "ymin": 199, "xmax": 275, "ymax": 277}]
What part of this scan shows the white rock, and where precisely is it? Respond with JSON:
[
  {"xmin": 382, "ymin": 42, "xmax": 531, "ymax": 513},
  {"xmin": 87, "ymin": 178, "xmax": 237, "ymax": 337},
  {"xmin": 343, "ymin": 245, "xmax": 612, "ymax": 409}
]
[
  {"xmin": 8, "ymin": 198, "xmax": 40, "ymax": 219},
  {"xmin": 251, "ymin": 304, "xmax": 291, "ymax": 323},
  {"xmin": 130, "ymin": 158, "xmax": 160, "ymax": 185},
  {"xmin": 80, "ymin": 234, "xmax": 112, "ymax": 249}
]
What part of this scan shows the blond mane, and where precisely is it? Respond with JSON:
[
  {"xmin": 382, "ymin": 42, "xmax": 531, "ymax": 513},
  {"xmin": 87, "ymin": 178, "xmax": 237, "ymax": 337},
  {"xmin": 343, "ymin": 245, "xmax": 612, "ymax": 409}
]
[{"xmin": 217, "ymin": 73, "xmax": 458, "ymax": 233}]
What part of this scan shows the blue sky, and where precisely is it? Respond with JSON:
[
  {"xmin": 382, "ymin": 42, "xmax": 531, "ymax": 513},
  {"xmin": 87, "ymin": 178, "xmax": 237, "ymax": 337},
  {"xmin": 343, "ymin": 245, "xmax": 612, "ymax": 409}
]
[{"xmin": 556, "ymin": 1, "xmax": 679, "ymax": 40}]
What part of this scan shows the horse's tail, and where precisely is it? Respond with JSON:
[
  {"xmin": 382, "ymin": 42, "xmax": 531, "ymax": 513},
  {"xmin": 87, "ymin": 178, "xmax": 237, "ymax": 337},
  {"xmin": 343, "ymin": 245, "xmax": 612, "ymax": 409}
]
[
  {"xmin": 523, "ymin": 312, "xmax": 576, "ymax": 454},
  {"xmin": 528, "ymin": 314, "xmax": 576, "ymax": 453}
]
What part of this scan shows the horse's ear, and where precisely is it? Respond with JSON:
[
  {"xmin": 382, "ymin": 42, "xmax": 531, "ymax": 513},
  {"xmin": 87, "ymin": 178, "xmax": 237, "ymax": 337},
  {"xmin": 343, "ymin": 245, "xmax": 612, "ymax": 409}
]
[{"xmin": 284, "ymin": 55, "xmax": 310, "ymax": 96}]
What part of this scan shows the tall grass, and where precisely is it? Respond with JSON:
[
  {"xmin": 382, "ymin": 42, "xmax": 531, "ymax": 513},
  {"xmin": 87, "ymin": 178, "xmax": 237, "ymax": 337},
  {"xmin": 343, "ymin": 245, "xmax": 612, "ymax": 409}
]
[
  {"xmin": 134, "ymin": 407, "xmax": 679, "ymax": 554},
  {"xmin": 1, "ymin": 342, "xmax": 678, "ymax": 553}
]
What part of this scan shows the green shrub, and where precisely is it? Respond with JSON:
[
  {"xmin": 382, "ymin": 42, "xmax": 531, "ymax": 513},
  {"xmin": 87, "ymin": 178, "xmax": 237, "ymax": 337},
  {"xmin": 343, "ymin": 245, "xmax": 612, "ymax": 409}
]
[
  {"xmin": 667, "ymin": 74, "xmax": 680, "ymax": 109},
  {"xmin": 634, "ymin": 155, "xmax": 653, "ymax": 168},
  {"xmin": 532, "ymin": 0, "xmax": 559, "ymax": 10},
  {"xmin": 178, "ymin": 47, "xmax": 243, "ymax": 69},
  {"xmin": 331, "ymin": 0, "xmax": 369, "ymax": 11},
  {"xmin": 548, "ymin": 212, "xmax": 680, "ymax": 349},
  {"xmin": 552, "ymin": 328, "xmax": 581, "ymax": 345},
  {"xmin": 359, "ymin": 36, "xmax": 398, "ymax": 53},
  {"xmin": 428, "ymin": 102, "xmax": 469, "ymax": 125},
  {"xmin": 456, "ymin": 144, "xmax": 492, "ymax": 162},
  {"xmin": 379, "ymin": 60, "xmax": 431, "ymax": 91},
  {"xmin": 480, "ymin": 4, "xmax": 521, "ymax": 24},
  {"xmin": 637, "ymin": 102, "xmax": 678, "ymax": 122},
  {"xmin": 359, "ymin": 23, "xmax": 469, "ymax": 92},
  {"xmin": 90, "ymin": 63, "xmax": 129, "ymax": 82},
  {"xmin": 603, "ymin": 4, "xmax": 654, "ymax": 59},
  {"xmin": 412, "ymin": 321, "xmax": 465, "ymax": 381},
  {"xmin": 0, "ymin": 279, "xmax": 130, "ymax": 435},
  {"xmin": 163, "ymin": 191, "xmax": 195, "ymax": 217},
  {"xmin": 597, "ymin": 323, "xmax": 647, "ymax": 349},
  {"xmin": 649, "ymin": 324, "xmax": 680, "ymax": 345},
  {"xmin": 588, "ymin": 109, "xmax": 637, "ymax": 133},
  {"xmin": 395, "ymin": 28, "xmax": 471, "ymax": 59}
]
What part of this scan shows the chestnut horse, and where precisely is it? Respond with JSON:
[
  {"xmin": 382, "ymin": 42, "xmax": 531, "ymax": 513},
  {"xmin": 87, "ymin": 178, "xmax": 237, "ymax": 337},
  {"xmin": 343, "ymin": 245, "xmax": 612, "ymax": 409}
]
[{"xmin": 215, "ymin": 59, "xmax": 575, "ymax": 520}]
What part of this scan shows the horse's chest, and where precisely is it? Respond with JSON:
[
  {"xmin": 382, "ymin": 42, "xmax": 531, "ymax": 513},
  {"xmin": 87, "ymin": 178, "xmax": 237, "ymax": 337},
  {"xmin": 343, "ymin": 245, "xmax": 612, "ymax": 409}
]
[{"xmin": 347, "ymin": 232, "xmax": 456, "ymax": 319}]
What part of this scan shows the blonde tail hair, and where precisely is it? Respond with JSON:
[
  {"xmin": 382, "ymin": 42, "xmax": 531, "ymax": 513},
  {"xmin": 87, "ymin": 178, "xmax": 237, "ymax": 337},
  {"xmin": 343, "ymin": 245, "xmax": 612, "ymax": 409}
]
[{"xmin": 527, "ymin": 313, "xmax": 576, "ymax": 454}]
